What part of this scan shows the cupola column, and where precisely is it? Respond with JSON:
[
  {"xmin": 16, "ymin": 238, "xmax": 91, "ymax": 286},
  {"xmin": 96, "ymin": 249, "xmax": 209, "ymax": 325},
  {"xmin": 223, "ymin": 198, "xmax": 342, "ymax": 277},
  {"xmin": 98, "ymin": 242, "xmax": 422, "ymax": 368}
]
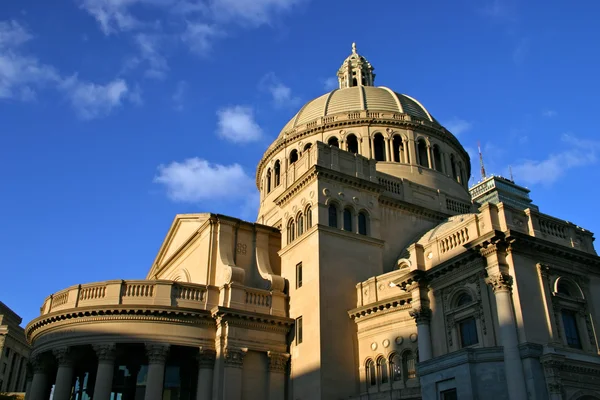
[
  {"xmin": 144, "ymin": 344, "xmax": 170, "ymax": 400},
  {"xmin": 52, "ymin": 347, "xmax": 75, "ymax": 400}
]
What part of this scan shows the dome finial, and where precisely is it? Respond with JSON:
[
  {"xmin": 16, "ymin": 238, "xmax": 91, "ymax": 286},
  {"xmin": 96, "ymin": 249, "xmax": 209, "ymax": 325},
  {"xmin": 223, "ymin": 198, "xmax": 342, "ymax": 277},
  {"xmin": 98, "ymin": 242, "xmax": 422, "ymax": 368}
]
[
  {"xmin": 336, "ymin": 44, "xmax": 375, "ymax": 89},
  {"xmin": 352, "ymin": 42, "xmax": 357, "ymax": 54}
]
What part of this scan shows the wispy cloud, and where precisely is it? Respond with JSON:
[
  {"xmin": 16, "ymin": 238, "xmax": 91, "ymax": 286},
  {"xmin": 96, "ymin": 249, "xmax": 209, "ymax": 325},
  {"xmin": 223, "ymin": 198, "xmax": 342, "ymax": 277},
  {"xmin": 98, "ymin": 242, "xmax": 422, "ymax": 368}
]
[
  {"xmin": 323, "ymin": 77, "xmax": 337, "ymax": 91},
  {"xmin": 132, "ymin": 33, "xmax": 169, "ymax": 78},
  {"xmin": 60, "ymin": 76, "xmax": 133, "ymax": 119},
  {"xmin": 216, "ymin": 106, "xmax": 263, "ymax": 143},
  {"xmin": 444, "ymin": 117, "xmax": 473, "ymax": 136},
  {"xmin": 208, "ymin": 0, "xmax": 304, "ymax": 27},
  {"xmin": 259, "ymin": 72, "xmax": 300, "ymax": 108},
  {"xmin": 154, "ymin": 157, "xmax": 255, "ymax": 202},
  {"xmin": 181, "ymin": 21, "xmax": 221, "ymax": 56},
  {"xmin": 79, "ymin": 0, "xmax": 145, "ymax": 35},
  {"xmin": 172, "ymin": 80, "xmax": 187, "ymax": 111},
  {"xmin": 542, "ymin": 110, "xmax": 557, "ymax": 118},
  {"xmin": 510, "ymin": 134, "xmax": 600, "ymax": 186}
]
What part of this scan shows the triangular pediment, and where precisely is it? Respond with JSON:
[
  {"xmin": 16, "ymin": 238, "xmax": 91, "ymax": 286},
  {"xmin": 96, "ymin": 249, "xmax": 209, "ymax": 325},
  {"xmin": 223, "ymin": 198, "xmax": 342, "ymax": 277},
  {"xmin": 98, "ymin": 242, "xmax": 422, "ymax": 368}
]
[{"xmin": 146, "ymin": 213, "xmax": 212, "ymax": 279}]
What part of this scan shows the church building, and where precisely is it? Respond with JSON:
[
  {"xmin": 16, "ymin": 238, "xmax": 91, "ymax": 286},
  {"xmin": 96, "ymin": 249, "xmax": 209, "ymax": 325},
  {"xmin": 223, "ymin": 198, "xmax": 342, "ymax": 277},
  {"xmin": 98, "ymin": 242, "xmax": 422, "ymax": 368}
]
[{"xmin": 24, "ymin": 45, "xmax": 600, "ymax": 400}]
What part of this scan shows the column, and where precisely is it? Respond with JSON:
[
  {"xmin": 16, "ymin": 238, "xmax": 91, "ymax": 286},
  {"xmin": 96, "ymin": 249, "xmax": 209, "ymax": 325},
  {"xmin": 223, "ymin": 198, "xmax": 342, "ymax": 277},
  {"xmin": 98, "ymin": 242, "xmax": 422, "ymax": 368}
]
[
  {"xmin": 92, "ymin": 344, "xmax": 117, "ymax": 400},
  {"xmin": 53, "ymin": 347, "xmax": 75, "ymax": 400},
  {"xmin": 222, "ymin": 347, "xmax": 247, "ymax": 400},
  {"xmin": 409, "ymin": 307, "xmax": 433, "ymax": 361},
  {"xmin": 267, "ymin": 352, "xmax": 289, "ymax": 400},
  {"xmin": 28, "ymin": 355, "xmax": 49, "ymax": 400},
  {"xmin": 426, "ymin": 145, "xmax": 433, "ymax": 169},
  {"xmin": 486, "ymin": 273, "xmax": 528, "ymax": 400},
  {"xmin": 384, "ymin": 138, "xmax": 390, "ymax": 161},
  {"xmin": 195, "ymin": 348, "xmax": 216, "ymax": 400},
  {"xmin": 144, "ymin": 344, "xmax": 169, "ymax": 400},
  {"xmin": 408, "ymin": 139, "xmax": 417, "ymax": 166}
]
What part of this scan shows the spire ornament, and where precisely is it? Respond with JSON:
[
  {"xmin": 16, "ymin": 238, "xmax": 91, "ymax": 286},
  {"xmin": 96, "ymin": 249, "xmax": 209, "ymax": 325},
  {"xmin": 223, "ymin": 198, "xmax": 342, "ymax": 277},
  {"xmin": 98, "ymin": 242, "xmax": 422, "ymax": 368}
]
[{"xmin": 336, "ymin": 43, "xmax": 375, "ymax": 88}]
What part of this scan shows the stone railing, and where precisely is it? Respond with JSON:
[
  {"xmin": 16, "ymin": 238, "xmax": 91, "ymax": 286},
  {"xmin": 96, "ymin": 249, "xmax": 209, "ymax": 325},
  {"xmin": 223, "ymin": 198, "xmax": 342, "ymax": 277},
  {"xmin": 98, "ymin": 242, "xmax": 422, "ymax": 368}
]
[
  {"xmin": 39, "ymin": 280, "xmax": 288, "ymax": 317},
  {"xmin": 439, "ymin": 227, "xmax": 470, "ymax": 254},
  {"xmin": 446, "ymin": 198, "xmax": 472, "ymax": 214},
  {"xmin": 524, "ymin": 209, "xmax": 595, "ymax": 254},
  {"xmin": 379, "ymin": 175, "xmax": 403, "ymax": 196}
]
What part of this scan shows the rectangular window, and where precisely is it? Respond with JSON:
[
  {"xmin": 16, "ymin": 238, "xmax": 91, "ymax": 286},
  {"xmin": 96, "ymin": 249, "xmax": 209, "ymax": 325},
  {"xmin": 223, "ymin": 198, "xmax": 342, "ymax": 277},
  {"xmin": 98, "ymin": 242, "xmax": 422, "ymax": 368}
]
[
  {"xmin": 441, "ymin": 388, "xmax": 458, "ymax": 400},
  {"xmin": 459, "ymin": 317, "xmax": 479, "ymax": 347},
  {"xmin": 296, "ymin": 262, "xmax": 303, "ymax": 288},
  {"xmin": 562, "ymin": 310, "xmax": 582, "ymax": 349},
  {"xmin": 296, "ymin": 316, "xmax": 303, "ymax": 345}
]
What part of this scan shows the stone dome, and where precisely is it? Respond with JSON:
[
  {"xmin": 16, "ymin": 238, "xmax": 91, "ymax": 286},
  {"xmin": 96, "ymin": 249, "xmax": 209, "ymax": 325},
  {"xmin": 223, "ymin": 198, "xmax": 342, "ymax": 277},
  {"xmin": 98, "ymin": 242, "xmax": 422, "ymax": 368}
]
[{"xmin": 280, "ymin": 86, "xmax": 439, "ymax": 135}]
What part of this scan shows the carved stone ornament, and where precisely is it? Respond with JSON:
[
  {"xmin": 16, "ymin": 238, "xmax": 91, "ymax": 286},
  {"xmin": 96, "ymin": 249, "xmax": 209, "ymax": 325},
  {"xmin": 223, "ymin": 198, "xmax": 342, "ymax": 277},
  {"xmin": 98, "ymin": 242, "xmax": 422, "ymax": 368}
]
[
  {"xmin": 485, "ymin": 273, "xmax": 513, "ymax": 293},
  {"xmin": 93, "ymin": 344, "xmax": 117, "ymax": 363},
  {"xmin": 323, "ymin": 188, "xmax": 330, "ymax": 196},
  {"xmin": 395, "ymin": 336, "xmax": 404, "ymax": 345},
  {"xmin": 409, "ymin": 307, "xmax": 432, "ymax": 324},
  {"xmin": 145, "ymin": 344, "xmax": 169, "ymax": 364},
  {"xmin": 268, "ymin": 351, "xmax": 290, "ymax": 373},
  {"xmin": 31, "ymin": 354, "xmax": 47, "ymax": 374},
  {"xmin": 197, "ymin": 348, "xmax": 217, "ymax": 369},
  {"xmin": 224, "ymin": 347, "xmax": 247, "ymax": 369},
  {"xmin": 53, "ymin": 347, "xmax": 74, "ymax": 367}
]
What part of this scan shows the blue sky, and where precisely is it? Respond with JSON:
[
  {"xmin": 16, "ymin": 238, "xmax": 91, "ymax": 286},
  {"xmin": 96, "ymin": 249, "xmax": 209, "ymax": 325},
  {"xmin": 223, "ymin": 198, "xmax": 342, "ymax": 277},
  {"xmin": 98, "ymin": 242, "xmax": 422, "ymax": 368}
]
[{"xmin": 2, "ymin": 0, "xmax": 600, "ymax": 325}]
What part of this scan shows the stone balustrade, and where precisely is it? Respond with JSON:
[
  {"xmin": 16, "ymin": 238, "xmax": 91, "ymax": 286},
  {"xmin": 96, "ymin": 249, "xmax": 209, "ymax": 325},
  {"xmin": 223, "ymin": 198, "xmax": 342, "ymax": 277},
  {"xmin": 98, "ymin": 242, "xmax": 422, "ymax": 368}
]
[
  {"xmin": 39, "ymin": 280, "xmax": 287, "ymax": 317},
  {"xmin": 523, "ymin": 209, "xmax": 595, "ymax": 254}
]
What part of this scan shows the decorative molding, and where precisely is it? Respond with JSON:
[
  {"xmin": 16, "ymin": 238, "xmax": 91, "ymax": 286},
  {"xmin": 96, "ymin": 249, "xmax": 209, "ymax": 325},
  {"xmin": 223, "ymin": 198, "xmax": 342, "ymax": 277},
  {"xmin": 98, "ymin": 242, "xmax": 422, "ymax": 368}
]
[
  {"xmin": 93, "ymin": 344, "xmax": 116, "ymax": 363},
  {"xmin": 30, "ymin": 354, "xmax": 47, "ymax": 374},
  {"xmin": 52, "ymin": 347, "xmax": 74, "ymax": 367},
  {"xmin": 197, "ymin": 348, "xmax": 216, "ymax": 369},
  {"xmin": 145, "ymin": 344, "xmax": 169, "ymax": 364},
  {"xmin": 485, "ymin": 273, "xmax": 512, "ymax": 293},
  {"xmin": 409, "ymin": 307, "xmax": 432, "ymax": 324},
  {"xmin": 224, "ymin": 347, "xmax": 247, "ymax": 369},
  {"xmin": 267, "ymin": 351, "xmax": 290, "ymax": 373}
]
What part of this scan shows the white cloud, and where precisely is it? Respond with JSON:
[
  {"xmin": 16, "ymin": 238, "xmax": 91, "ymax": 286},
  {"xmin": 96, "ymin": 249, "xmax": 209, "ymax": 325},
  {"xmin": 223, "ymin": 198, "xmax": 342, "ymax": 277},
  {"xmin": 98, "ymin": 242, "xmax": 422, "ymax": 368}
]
[
  {"xmin": 181, "ymin": 22, "xmax": 220, "ymax": 55},
  {"xmin": 131, "ymin": 33, "xmax": 169, "ymax": 78},
  {"xmin": 154, "ymin": 157, "xmax": 255, "ymax": 202},
  {"xmin": 323, "ymin": 77, "xmax": 338, "ymax": 91},
  {"xmin": 444, "ymin": 118, "xmax": 473, "ymax": 136},
  {"xmin": 172, "ymin": 80, "xmax": 187, "ymax": 111},
  {"xmin": 216, "ymin": 106, "xmax": 263, "ymax": 143},
  {"xmin": 60, "ymin": 76, "xmax": 131, "ymax": 119},
  {"xmin": 0, "ymin": 20, "xmax": 32, "ymax": 48},
  {"xmin": 510, "ymin": 134, "xmax": 600, "ymax": 186},
  {"xmin": 260, "ymin": 72, "xmax": 300, "ymax": 107},
  {"xmin": 542, "ymin": 110, "xmax": 557, "ymax": 118},
  {"xmin": 208, "ymin": 0, "xmax": 304, "ymax": 27},
  {"xmin": 79, "ymin": 0, "xmax": 144, "ymax": 35}
]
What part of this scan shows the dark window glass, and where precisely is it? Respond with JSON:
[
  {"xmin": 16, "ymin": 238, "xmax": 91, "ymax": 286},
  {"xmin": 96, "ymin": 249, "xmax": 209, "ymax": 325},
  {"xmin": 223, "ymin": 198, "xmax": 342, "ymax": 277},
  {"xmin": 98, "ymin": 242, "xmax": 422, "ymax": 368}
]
[
  {"xmin": 306, "ymin": 206, "xmax": 312, "ymax": 228},
  {"xmin": 374, "ymin": 134, "xmax": 386, "ymax": 161},
  {"xmin": 290, "ymin": 150, "xmax": 299, "ymax": 164},
  {"xmin": 296, "ymin": 262, "xmax": 302, "ymax": 289},
  {"xmin": 441, "ymin": 388, "xmax": 458, "ymax": 400},
  {"xmin": 274, "ymin": 161, "xmax": 281, "ymax": 186},
  {"xmin": 304, "ymin": 143, "xmax": 312, "ymax": 151},
  {"xmin": 557, "ymin": 280, "xmax": 572, "ymax": 296},
  {"xmin": 297, "ymin": 214, "xmax": 304, "ymax": 236},
  {"xmin": 328, "ymin": 137, "xmax": 339, "ymax": 148},
  {"xmin": 343, "ymin": 209, "xmax": 352, "ymax": 231},
  {"xmin": 347, "ymin": 134, "xmax": 359, "ymax": 154},
  {"xmin": 417, "ymin": 140, "xmax": 429, "ymax": 168},
  {"xmin": 460, "ymin": 318, "xmax": 479, "ymax": 347},
  {"xmin": 433, "ymin": 145, "xmax": 443, "ymax": 172},
  {"xmin": 456, "ymin": 293, "xmax": 472, "ymax": 307},
  {"xmin": 390, "ymin": 354, "xmax": 402, "ymax": 381},
  {"xmin": 392, "ymin": 136, "xmax": 403, "ymax": 162},
  {"xmin": 562, "ymin": 310, "xmax": 582, "ymax": 349},
  {"xmin": 296, "ymin": 316, "xmax": 303, "ymax": 344},
  {"xmin": 358, "ymin": 213, "xmax": 367, "ymax": 235},
  {"xmin": 328, "ymin": 204, "xmax": 338, "ymax": 228},
  {"xmin": 367, "ymin": 361, "xmax": 376, "ymax": 386},
  {"xmin": 378, "ymin": 358, "xmax": 388, "ymax": 384},
  {"xmin": 403, "ymin": 351, "xmax": 416, "ymax": 379},
  {"xmin": 451, "ymin": 155, "xmax": 458, "ymax": 181},
  {"xmin": 266, "ymin": 169, "xmax": 271, "ymax": 193}
]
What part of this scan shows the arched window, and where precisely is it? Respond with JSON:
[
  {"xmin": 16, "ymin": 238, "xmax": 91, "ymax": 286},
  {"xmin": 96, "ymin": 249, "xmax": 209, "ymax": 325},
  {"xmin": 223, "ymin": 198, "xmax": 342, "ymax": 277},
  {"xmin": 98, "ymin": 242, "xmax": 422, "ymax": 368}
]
[
  {"xmin": 402, "ymin": 351, "xmax": 416, "ymax": 380},
  {"xmin": 365, "ymin": 359, "xmax": 376, "ymax": 387},
  {"xmin": 347, "ymin": 134, "xmax": 359, "ymax": 154},
  {"xmin": 450, "ymin": 154, "xmax": 458, "ymax": 182},
  {"xmin": 458, "ymin": 162, "xmax": 465, "ymax": 184},
  {"xmin": 377, "ymin": 357, "xmax": 388, "ymax": 384},
  {"xmin": 290, "ymin": 149, "xmax": 299, "ymax": 164},
  {"xmin": 456, "ymin": 293, "xmax": 472, "ymax": 307},
  {"xmin": 373, "ymin": 133, "xmax": 386, "ymax": 161},
  {"xmin": 328, "ymin": 204, "xmax": 338, "ymax": 228},
  {"xmin": 358, "ymin": 212, "xmax": 367, "ymax": 235},
  {"xmin": 297, "ymin": 213, "xmax": 304, "ymax": 237},
  {"xmin": 417, "ymin": 139, "xmax": 429, "ymax": 168},
  {"xmin": 433, "ymin": 145, "xmax": 443, "ymax": 172},
  {"xmin": 274, "ymin": 160, "xmax": 281, "ymax": 187},
  {"xmin": 392, "ymin": 135, "xmax": 404, "ymax": 162},
  {"xmin": 390, "ymin": 353, "xmax": 402, "ymax": 382},
  {"xmin": 287, "ymin": 219, "xmax": 295, "ymax": 244},
  {"xmin": 343, "ymin": 208, "xmax": 352, "ymax": 231},
  {"xmin": 305, "ymin": 206, "xmax": 312, "ymax": 229},
  {"xmin": 266, "ymin": 169, "xmax": 272, "ymax": 193},
  {"xmin": 304, "ymin": 143, "xmax": 312, "ymax": 152},
  {"xmin": 328, "ymin": 137, "xmax": 339, "ymax": 148}
]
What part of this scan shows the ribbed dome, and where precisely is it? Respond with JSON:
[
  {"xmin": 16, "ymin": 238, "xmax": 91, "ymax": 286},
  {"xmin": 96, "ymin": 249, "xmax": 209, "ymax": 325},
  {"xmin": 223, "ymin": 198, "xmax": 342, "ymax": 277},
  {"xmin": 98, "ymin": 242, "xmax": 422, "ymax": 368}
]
[{"xmin": 280, "ymin": 86, "xmax": 439, "ymax": 135}]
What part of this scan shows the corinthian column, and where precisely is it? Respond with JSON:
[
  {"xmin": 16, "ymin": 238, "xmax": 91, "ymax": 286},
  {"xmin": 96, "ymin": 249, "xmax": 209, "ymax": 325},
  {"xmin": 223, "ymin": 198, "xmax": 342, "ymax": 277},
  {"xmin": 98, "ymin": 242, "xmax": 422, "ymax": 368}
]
[
  {"xmin": 144, "ymin": 344, "xmax": 169, "ymax": 400},
  {"xmin": 267, "ymin": 352, "xmax": 289, "ymax": 400},
  {"xmin": 196, "ymin": 347, "xmax": 216, "ymax": 400},
  {"xmin": 52, "ymin": 347, "xmax": 75, "ymax": 400},
  {"xmin": 92, "ymin": 344, "xmax": 117, "ymax": 400},
  {"xmin": 222, "ymin": 347, "xmax": 247, "ymax": 400},
  {"xmin": 409, "ymin": 307, "xmax": 433, "ymax": 361},
  {"xmin": 28, "ymin": 355, "xmax": 49, "ymax": 400}
]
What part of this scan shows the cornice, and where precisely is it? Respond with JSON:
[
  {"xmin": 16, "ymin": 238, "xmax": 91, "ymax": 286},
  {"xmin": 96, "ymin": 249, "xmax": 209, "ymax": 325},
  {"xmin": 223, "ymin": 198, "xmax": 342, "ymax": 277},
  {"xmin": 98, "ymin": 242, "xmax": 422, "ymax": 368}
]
[
  {"xmin": 349, "ymin": 295, "xmax": 412, "ymax": 320},
  {"xmin": 211, "ymin": 306, "xmax": 294, "ymax": 333},
  {"xmin": 274, "ymin": 168, "xmax": 318, "ymax": 207},
  {"xmin": 378, "ymin": 195, "xmax": 449, "ymax": 222}
]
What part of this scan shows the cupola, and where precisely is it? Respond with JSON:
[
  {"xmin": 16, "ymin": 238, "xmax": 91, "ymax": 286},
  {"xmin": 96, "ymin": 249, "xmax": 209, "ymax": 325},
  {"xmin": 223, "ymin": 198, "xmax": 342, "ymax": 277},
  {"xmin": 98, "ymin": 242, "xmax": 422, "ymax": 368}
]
[{"xmin": 336, "ymin": 43, "xmax": 376, "ymax": 88}]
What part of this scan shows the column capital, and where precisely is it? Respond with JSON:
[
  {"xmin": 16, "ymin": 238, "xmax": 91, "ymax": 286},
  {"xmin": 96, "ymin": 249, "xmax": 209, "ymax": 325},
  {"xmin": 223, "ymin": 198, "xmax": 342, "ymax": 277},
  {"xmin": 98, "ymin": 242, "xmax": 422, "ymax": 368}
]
[
  {"xmin": 409, "ymin": 307, "xmax": 432, "ymax": 324},
  {"xmin": 93, "ymin": 344, "xmax": 117, "ymax": 363},
  {"xmin": 145, "ymin": 344, "xmax": 169, "ymax": 364},
  {"xmin": 267, "ymin": 351, "xmax": 290, "ymax": 374},
  {"xmin": 197, "ymin": 347, "xmax": 216, "ymax": 369},
  {"xmin": 31, "ymin": 354, "xmax": 48, "ymax": 374},
  {"xmin": 53, "ymin": 347, "xmax": 75, "ymax": 367},
  {"xmin": 223, "ymin": 347, "xmax": 247, "ymax": 369},
  {"xmin": 485, "ymin": 272, "xmax": 513, "ymax": 293},
  {"xmin": 537, "ymin": 263, "xmax": 551, "ymax": 278}
]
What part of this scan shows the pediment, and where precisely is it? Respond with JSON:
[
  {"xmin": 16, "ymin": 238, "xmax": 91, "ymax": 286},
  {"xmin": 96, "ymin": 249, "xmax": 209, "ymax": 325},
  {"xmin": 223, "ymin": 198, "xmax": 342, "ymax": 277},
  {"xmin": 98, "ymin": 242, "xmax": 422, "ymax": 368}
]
[{"xmin": 147, "ymin": 213, "xmax": 212, "ymax": 279}]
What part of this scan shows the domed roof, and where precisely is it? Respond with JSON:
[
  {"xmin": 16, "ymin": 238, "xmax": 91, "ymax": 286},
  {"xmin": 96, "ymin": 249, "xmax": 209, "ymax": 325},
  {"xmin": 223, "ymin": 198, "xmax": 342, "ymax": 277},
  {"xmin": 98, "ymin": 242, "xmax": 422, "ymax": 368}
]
[{"xmin": 281, "ymin": 86, "xmax": 439, "ymax": 133}]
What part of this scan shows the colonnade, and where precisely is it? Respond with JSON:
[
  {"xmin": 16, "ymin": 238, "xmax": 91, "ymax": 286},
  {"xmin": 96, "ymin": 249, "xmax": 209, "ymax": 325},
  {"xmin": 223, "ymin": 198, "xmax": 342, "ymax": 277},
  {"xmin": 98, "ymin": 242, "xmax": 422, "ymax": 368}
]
[{"xmin": 27, "ymin": 343, "xmax": 289, "ymax": 400}]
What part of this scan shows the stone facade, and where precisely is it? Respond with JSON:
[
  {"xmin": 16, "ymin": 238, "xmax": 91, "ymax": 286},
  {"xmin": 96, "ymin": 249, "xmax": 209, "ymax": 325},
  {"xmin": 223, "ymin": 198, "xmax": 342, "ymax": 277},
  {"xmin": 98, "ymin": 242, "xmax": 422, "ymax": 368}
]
[
  {"xmin": 0, "ymin": 301, "xmax": 31, "ymax": 394},
  {"xmin": 24, "ymin": 45, "xmax": 600, "ymax": 400}
]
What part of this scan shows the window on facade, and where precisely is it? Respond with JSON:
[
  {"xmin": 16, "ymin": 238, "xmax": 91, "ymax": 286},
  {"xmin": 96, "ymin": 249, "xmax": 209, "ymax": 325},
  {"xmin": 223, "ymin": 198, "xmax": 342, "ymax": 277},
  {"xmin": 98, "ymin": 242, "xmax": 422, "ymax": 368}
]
[
  {"xmin": 377, "ymin": 357, "xmax": 388, "ymax": 384},
  {"xmin": 456, "ymin": 293, "xmax": 472, "ymax": 307},
  {"xmin": 266, "ymin": 169, "xmax": 272, "ymax": 193},
  {"xmin": 562, "ymin": 310, "xmax": 582, "ymax": 349},
  {"xmin": 441, "ymin": 389, "xmax": 458, "ymax": 400},
  {"xmin": 296, "ymin": 316, "xmax": 303, "ymax": 344},
  {"xmin": 417, "ymin": 139, "xmax": 429, "ymax": 168},
  {"xmin": 392, "ymin": 135, "xmax": 404, "ymax": 162},
  {"xmin": 347, "ymin": 134, "xmax": 359, "ymax": 154},
  {"xmin": 450, "ymin": 154, "xmax": 458, "ymax": 182},
  {"xmin": 373, "ymin": 133, "xmax": 386, "ymax": 161},
  {"xmin": 366, "ymin": 359, "xmax": 376, "ymax": 387},
  {"xmin": 304, "ymin": 143, "xmax": 312, "ymax": 152},
  {"xmin": 343, "ymin": 209, "xmax": 352, "ymax": 231},
  {"xmin": 274, "ymin": 161, "xmax": 281, "ymax": 187},
  {"xmin": 459, "ymin": 317, "xmax": 479, "ymax": 347},
  {"xmin": 297, "ymin": 214, "xmax": 304, "ymax": 236},
  {"xmin": 290, "ymin": 150, "xmax": 299, "ymax": 164},
  {"xmin": 305, "ymin": 206, "xmax": 312, "ymax": 229},
  {"xmin": 358, "ymin": 212, "xmax": 367, "ymax": 235},
  {"xmin": 296, "ymin": 262, "xmax": 303, "ymax": 289},
  {"xmin": 433, "ymin": 145, "xmax": 443, "ymax": 172},
  {"xmin": 328, "ymin": 137, "xmax": 339, "ymax": 148},
  {"xmin": 390, "ymin": 353, "xmax": 402, "ymax": 381},
  {"xmin": 328, "ymin": 204, "xmax": 338, "ymax": 228},
  {"xmin": 458, "ymin": 162, "xmax": 465, "ymax": 184},
  {"xmin": 403, "ymin": 351, "xmax": 416, "ymax": 379},
  {"xmin": 287, "ymin": 219, "xmax": 295, "ymax": 244}
]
